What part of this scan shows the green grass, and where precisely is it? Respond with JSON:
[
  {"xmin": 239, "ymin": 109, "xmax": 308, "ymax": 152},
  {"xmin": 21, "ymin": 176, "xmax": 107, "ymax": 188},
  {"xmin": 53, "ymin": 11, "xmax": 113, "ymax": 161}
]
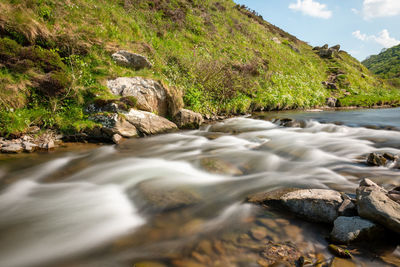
[{"xmin": 0, "ymin": 0, "xmax": 398, "ymax": 136}]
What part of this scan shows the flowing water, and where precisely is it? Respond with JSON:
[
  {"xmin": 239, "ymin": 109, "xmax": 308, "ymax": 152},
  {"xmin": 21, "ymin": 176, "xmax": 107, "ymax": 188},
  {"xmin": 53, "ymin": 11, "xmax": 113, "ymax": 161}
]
[{"xmin": 1, "ymin": 108, "xmax": 400, "ymax": 267}]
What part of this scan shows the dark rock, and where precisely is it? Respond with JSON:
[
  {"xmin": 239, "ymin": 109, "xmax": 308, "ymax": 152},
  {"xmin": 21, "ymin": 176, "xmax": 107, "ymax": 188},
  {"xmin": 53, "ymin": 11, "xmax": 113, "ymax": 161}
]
[
  {"xmin": 388, "ymin": 187, "xmax": 400, "ymax": 203},
  {"xmin": 330, "ymin": 45, "xmax": 341, "ymax": 51},
  {"xmin": 322, "ymin": 81, "xmax": 338, "ymax": 90},
  {"xmin": 356, "ymin": 178, "xmax": 400, "ymax": 234},
  {"xmin": 312, "ymin": 46, "xmax": 321, "ymax": 50},
  {"xmin": 112, "ymin": 50, "xmax": 152, "ymax": 70},
  {"xmin": 173, "ymin": 109, "xmax": 204, "ymax": 129},
  {"xmin": 322, "ymin": 44, "xmax": 329, "ymax": 49},
  {"xmin": 326, "ymin": 97, "xmax": 338, "ymax": 107},
  {"xmin": 330, "ymin": 216, "xmax": 385, "ymax": 243},
  {"xmin": 319, "ymin": 48, "xmax": 335, "ymax": 59},
  {"xmin": 338, "ymin": 199, "xmax": 357, "ymax": 216},
  {"xmin": 107, "ymin": 77, "xmax": 169, "ymax": 116},
  {"xmin": 366, "ymin": 152, "xmax": 388, "ymax": 166}
]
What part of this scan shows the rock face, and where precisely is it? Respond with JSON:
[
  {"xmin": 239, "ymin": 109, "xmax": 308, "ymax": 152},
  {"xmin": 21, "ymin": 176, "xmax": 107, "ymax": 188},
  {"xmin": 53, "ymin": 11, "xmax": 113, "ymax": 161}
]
[
  {"xmin": 112, "ymin": 50, "xmax": 152, "ymax": 70},
  {"xmin": 281, "ymin": 189, "xmax": 343, "ymax": 223},
  {"xmin": 173, "ymin": 109, "xmax": 204, "ymax": 129},
  {"xmin": 124, "ymin": 109, "xmax": 178, "ymax": 136},
  {"xmin": 107, "ymin": 77, "xmax": 169, "ymax": 116},
  {"xmin": 330, "ymin": 216, "xmax": 384, "ymax": 243},
  {"xmin": 356, "ymin": 178, "xmax": 400, "ymax": 234}
]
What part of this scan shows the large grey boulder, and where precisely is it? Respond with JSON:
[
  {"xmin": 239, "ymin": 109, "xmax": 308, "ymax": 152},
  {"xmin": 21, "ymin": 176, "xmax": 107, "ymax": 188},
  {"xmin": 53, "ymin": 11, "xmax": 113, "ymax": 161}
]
[
  {"xmin": 173, "ymin": 109, "xmax": 204, "ymax": 129},
  {"xmin": 123, "ymin": 109, "xmax": 177, "ymax": 136},
  {"xmin": 281, "ymin": 189, "xmax": 343, "ymax": 223},
  {"xmin": 326, "ymin": 97, "xmax": 337, "ymax": 107},
  {"xmin": 112, "ymin": 50, "xmax": 152, "ymax": 70},
  {"xmin": 356, "ymin": 178, "xmax": 400, "ymax": 234},
  {"xmin": 330, "ymin": 216, "xmax": 384, "ymax": 243},
  {"xmin": 107, "ymin": 77, "xmax": 168, "ymax": 116}
]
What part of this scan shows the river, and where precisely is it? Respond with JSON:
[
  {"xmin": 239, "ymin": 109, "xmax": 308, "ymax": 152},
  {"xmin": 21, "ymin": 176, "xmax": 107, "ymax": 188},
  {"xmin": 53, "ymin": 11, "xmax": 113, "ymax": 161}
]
[{"xmin": 0, "ymin": 108, "xmax": 399, "ymax": 267}]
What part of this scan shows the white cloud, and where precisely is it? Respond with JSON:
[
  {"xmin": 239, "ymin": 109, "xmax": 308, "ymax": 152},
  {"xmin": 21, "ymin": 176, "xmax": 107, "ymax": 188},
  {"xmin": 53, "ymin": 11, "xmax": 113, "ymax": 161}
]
[
  {"xmin": 351, "ymin": 8, "xmax": 359, "ymax": 15},
  {"xmin": 352, "ymin": 29, "xmax": 400, "ymax": 48},
  {"xmin": 362, "ymin": 0, "xmax": 400, "ymax": 19},
  {"xmin": 289, "ymin": 0, "xmax": 332, "ymax": 19}
]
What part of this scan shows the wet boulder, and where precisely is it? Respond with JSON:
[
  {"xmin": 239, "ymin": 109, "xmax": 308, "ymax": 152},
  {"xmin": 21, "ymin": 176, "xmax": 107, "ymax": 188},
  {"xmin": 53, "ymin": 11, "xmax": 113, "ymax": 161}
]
[
  {"xmin": 330, "ymin": 216, "xmax": 385, "ymax": 243},
  {"xmin": 356, "ymin": 178, "xmax": 400, "ymax": 234},
  {"xmin": 107, "ymin": 77, "xmax": 168, "ymax": 116},
  {"xmin": 112, "ymin": 50, "xmax": 152, "ymax": 70},
  {"xmin": 123, "ymin": 109, "xmax": 178, "ymax": 136},
  {"xmin": 366, "ymin": 152, "xmax": 389, "ymax": 166},
  {"xmin": 248, "ymin": 188, "xmax": 343, "ymax": 223},
  {"xmin": 281, "ymin": 189, "xmax": 343, "ymax": 223},
  {"xmin": 173, "ymin": 109, "xmax": 204, "ymax": 129}
]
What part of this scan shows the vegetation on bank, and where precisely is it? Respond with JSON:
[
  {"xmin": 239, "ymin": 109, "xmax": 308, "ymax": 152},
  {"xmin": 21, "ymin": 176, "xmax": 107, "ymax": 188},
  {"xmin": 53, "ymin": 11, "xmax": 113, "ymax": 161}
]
[
  {"xmin": 362, "ymin": 44, "xmax": 400, "ymax": 88},
  {"xmin": 0, "ymin": 0, "xmax": 399, "ymax": 137}
]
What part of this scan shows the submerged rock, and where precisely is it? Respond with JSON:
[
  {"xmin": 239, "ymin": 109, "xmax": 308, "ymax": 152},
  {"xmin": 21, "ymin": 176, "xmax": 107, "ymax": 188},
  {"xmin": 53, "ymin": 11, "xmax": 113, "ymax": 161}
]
[
  {"xmin": 329, "ymin": 257, "xmax": 356, "ymax": 267},
  {"xmin": 200, "ymin": 157, "xmax": 243, "ymax": 176},
  {"xmin": 356, "ymin": 178, "xmax": 400, "ymax": 234},
  {"xmin": 173, "ymin": 109, "xmax": 204, "ymax": 129},
  {"xmin": 136, "ymin": 181, "xmax": 202, "ymax": 210},
  {"xmin": 107, "ymin": 77, "xmax": 168, "ymax": 116},
  {"xmin": 330, "ymin": 216, "xmax": 384, "ymax": 243},
  {"xmin": 281, "ymin": 189, "xmax": 343, "ymax": 223},
  {"xmin": 111, "ymin": 50, "xmax": 152, "ymax": 70},
  {"xmin": 258, "ymin": 241, "xmax": 302, "ymax": 266}
]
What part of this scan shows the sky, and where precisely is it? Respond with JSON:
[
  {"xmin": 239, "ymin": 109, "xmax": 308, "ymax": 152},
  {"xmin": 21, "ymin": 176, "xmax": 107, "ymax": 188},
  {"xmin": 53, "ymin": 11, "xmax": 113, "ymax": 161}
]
[{"xmin": 233, "ymin": 0, "xmax": 400, "ymax": 61}]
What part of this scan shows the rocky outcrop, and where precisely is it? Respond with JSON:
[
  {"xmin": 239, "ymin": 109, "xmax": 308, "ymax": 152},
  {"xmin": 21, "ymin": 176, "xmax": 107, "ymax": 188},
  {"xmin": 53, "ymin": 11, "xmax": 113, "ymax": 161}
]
[
  {"xmin": 107, "ymin": 77, "xmax": 169, "ymax": 116},
  {"xmin": 314, "ymin": 44, "xmax": 341, "ymax": 59},
  {"xmin": 330, "ymin": 216, "xmax": 384, "ymax": 243},
  {"xmin": 124, "ymin": 109, "xmax": 178, "ymax": 136},
  {"xmin": 366, "ymin": 152, "xmax": 399, "ymax": 167},
  {"xmin": 356, "ymin": 178, "xmax": 400, "ymax": 234},
  {"xmin": 112, "ymin": 50, "xmax": 152, "ymax": 70},
  {"xmin": 173, "ymin": 109, "xmax": 204, "ymax": 129}
]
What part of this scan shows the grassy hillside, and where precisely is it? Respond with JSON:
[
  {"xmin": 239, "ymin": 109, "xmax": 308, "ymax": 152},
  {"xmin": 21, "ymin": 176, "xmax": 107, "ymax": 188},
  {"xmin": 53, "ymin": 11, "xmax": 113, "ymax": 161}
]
[
  {"xmin": 0, "ymin": 0, "xmax": 398, "ymax": 137},
  {"xmin": 363, "ymin": 44, "xmax": 400, "ymax": 87}
]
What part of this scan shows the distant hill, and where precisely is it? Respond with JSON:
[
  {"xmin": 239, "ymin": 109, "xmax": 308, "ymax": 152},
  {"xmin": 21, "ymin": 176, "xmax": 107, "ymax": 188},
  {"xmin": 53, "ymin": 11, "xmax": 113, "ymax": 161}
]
[
  {"xmin": 363, "ymin": 44, "xmax": 400, "ymax": 87},
  {"xmin": 0, "ymin": 0, "xmax": 398, "ymax": 136}
]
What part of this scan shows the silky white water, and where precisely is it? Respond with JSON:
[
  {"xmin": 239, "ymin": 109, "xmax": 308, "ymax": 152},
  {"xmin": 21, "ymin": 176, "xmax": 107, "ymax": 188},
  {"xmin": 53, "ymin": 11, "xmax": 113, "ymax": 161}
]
[{"xmin": 0, "ymin": 108, "xmax": 400, "ymax": 266}]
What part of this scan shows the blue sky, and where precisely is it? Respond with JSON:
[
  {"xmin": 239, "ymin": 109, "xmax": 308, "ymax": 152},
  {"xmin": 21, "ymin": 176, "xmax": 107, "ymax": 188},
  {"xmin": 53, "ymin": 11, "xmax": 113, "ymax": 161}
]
[{"xmin": 234, "ymin": 0, "xmax": 400, "ymax": 61}]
